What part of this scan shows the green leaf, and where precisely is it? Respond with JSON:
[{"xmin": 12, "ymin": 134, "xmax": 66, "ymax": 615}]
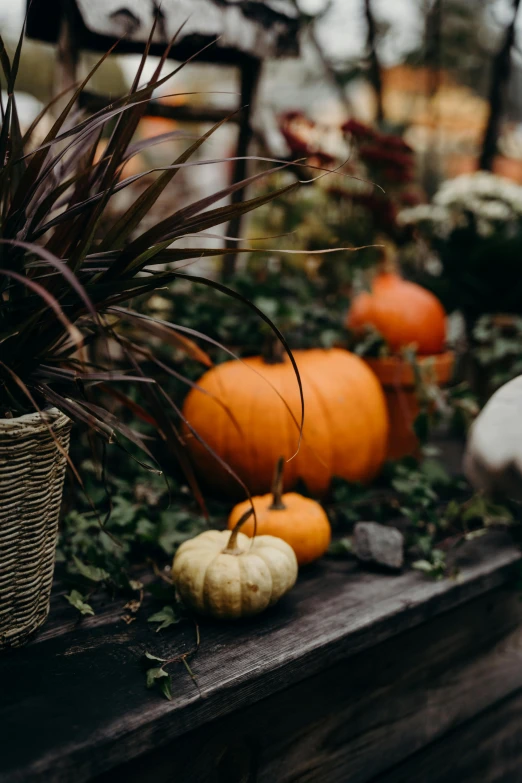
[
  {"xmin": 64, "ymin": 590, "xmax": 95, "ymax": 616},
  {"xmin": 412, "ymin": 559, "xmax": 435, "ymax": 574},
  {"xmin": 148, "ymin": 605, "xmax": 181, "ymax": 632},
  {"xmin": 142, "ymin": 654, "xmax": 173, "ymax": 701},
  {"xmin": 72, "ymin": 555, "xmax": 110, "ymax": 583},
  {"xmin": 142, "ymin": 651, "xmax": 167, "ymax": 666},
  {"xmin": 465, "ymin": 528, "xmax": 489, "ymax": 541},
  {"xmin": 421, "ymin": 459, "xmax": 451, "ymax": 486},
  {"xmin": 159, "ymin": 676, "xmax": 173, "ymax": 701},
  {"xmin": 461, "ymin": 496, "xmax": 488, "ymax": 522},
  {"xmin": 328, "ymin": 538, "xmax": 353, "ymax": 557},
  {"xmin": 145, "ymin": 666, "xmax": 169, "ymax": 688}
]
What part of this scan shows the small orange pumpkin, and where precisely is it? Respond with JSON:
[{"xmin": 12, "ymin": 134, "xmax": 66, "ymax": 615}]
[
  {"xmin": 347, "ymin": 271, "xmax": 446, "ymax": 355},
  {"xmin": 182, "ymin": 347, "xmax": 388, "ymax": 498},
  {"xmin": 228, "ymin": 458, "xmax": 331, "ymax": 566}
]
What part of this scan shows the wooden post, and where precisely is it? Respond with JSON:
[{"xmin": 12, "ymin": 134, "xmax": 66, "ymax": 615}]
[
  {"xmin": 222, "ymin": 56, "xmax": 261, "ymax": 281},
  {"xmin": 55, "ymin": 0, "xmax": 79, "ymax": 109},
  {"xmin": 479, "ymin": 0, "xmax": 521, "ymax": 171},
  {"xmin": 364, "ymin": 0, "xmax": 384, "ymax": 125},
  {"xmin": 423, "ymin": 0, "xmax": 442, "ymax": 196}
]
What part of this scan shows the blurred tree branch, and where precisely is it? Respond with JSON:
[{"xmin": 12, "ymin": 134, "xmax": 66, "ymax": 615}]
[{"xmin": 479, "ymin": 0, "xmax": 521, "ymax": 170}]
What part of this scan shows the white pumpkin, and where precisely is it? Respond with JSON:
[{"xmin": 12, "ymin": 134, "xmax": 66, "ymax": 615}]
[
  {"xmin": 172, "ymin": 514, "xmax": 298, "ymax": 619},
  {"xmin": 465, "ymin": 374, "xmax": 522, "ymax": 500}
]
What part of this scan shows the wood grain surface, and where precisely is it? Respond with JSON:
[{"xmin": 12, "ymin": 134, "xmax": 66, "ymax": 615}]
[{"xmin": 1, "ymin": 532, "xmax": 520, "ymax": 783}]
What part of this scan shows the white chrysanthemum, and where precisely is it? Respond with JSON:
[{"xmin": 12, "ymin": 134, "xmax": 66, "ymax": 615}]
[
  {"xmin": 434, "ymin": 172, "xmax": 522, "ymax": 217},
  {"xmin": 397, "ymin": 204, "xmax": 450, "ymax": 226},
  {"xmin": 476, "ymin": 218, "xmax": 494, "ymax": 238}
]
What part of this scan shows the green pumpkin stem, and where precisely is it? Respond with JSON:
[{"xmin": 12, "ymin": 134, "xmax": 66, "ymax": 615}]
[
  {"xmin": 269, "ymin": 456, "xmax": 287, "ymax": 510},
  {"xmin": 224, "ymin": 508, "xmax": 255, "ymax": 553}
]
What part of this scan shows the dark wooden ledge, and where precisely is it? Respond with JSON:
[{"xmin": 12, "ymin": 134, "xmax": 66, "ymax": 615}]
[{"xmin": 1, "ymin": 530, "xmax": 521, "ymax": 783}]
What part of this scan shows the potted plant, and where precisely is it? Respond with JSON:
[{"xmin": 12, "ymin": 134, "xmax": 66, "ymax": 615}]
[
  {"xmin": 347, "ymin": 264, "xmax": 454, "ymax": 460},
  {"xmin": 0, "ymin": 30, "xmax": 299, "ymax": 647},
  {"xmin": 398, "ymin": 171, "xmax": 522, "ymax": 324}
]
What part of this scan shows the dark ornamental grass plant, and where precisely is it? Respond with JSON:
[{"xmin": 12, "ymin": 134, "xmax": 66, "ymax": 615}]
[
  {"xmin": 0, "ymin": 20, "xmax": 311, "ymax": 647},
  {"xmin": 0, "ymin": 21, "xmax": 307, "ymax": 501}
]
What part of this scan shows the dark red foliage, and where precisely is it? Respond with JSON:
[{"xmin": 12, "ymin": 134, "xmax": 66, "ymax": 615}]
[
  {"xmin": 400, "ymin": 190, "xmax": 423, "ymax": 206},
  {"xmin": 358, "ymin": 145, "xmax": 414, "ymax": 170},
  {"xmin": 341, "ymin": 118, "xmax": 376, "ymax": 140},
  {"xmin": 279, "ymin": 111, "xmax": 317, "ymax": 156}
]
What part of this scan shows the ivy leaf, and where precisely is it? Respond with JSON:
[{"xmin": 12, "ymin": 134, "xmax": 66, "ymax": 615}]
[
  {"xmin": 484, "ymin": 502, "xmax": 514, "ymax": 526},
  {"xmin": 148, "ymin": 605, "xmax": 181, "ymax": 632},
  {"xmin": 73, "ymin": 556, "xmax": 110, "ymax": 583},
  {"xmin": 412, "ymin": 559, "xmax": 434, "ymax": 574},
  {"xmin": 159, "ymin": 676, "xmax": 173, "ymax": 701},
  {"xmin": 461, "ymin": 495, "xmax": 488, "ymax": 522},
  {"xmin": 64, "ymin": 589, "xmax": 95, "ymax": 616},
  {"xmin": 412, "ymin": 548, "xmax": 446, "ymax": 580},
  {"xmin": 146, "ymin": 666, "xmax": 169, "ymax": 688},
  {"xmin": 328, "ymin": 538, "xmax": 353, "ymax": 557},
  {"xmin": 465, "ymin": 528, "xmax": 489, "ymax": 541},
  {"xmin": 142, "ymin": 651, "xmax": 167, "ymax": 667},
  {"xmin": 142, "ymin": 653, "xmax": 173, "ymax": 701},
  {"xmin": 421, "ymin": 459, "xmax": 450, "ymax": 486}
]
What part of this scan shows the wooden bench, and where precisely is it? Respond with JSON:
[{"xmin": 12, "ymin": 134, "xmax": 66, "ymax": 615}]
[{"xmin": 2, "ymin": 530, "xmax": 522, "ymax": 782}]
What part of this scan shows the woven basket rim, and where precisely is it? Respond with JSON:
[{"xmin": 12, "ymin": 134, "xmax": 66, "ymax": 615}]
[{"xmin": 0, "ymin": 407, "xmax": 70, "ymax": 433}]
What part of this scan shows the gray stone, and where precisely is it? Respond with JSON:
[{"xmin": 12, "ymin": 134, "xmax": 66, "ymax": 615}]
[{"xmin": 353, "ymin": 522, "xmax": 404, "ymax": 571}]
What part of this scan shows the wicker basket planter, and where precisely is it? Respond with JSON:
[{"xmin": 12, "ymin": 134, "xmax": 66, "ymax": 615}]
[{"xmin": 0, "ymin": 409, "xmax": 71, "ymax": 649}]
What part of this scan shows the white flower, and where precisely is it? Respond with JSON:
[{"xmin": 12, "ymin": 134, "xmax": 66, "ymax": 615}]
[
  {"xmin": 476, "ymin": 218, "xmax": 494, "ymax": 238},
  {"xmin": 397, "ymin": 204, "xmax": 450, "ymax": 226},
  {"xmin": 433, "ymin": 171, "xmax": 522, "ymax": 218}
]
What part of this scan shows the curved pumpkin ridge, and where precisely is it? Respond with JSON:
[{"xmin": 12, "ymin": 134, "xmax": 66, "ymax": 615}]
[
  {"xmin": 237, "ymin": 361, "xmax": 262, "ymax": 494},
  {"xmin": 219, "ymin": 361, "xmax": 256, "ymax": 496},
  {"xmin": 203, "ymin": 552, "xmax": 241, "ymax": 617},
  {"xmin": 263, "ymin": 363, "xmax": 291, "ymax": 495},
  {"xmin": 238, "ymin": 553, "xmax": 271, "ymax": 614},
  {"xmin": 202, "ymin": 368, "xmax": 228, "ymax": 490},
  {"xmin": 279, "ymin": 356, "xmax": 304, "ymax": 491},
  {"xmin": 202, "ymin": 367, "xmax": 237, "ymax": 496},
  {"xmin": 360, "ymin": 358, "xmax": 389, "ymax": 477},
  {"xmin": 281, "ymin": 351, "xmax": 335, "ymax": 492},
  {"xmin": 332, "ymin": 352, "xmax": 385, "ymax": 482},
  {"xmin": 328, "ymin": 353, "xmax": 369, "ymax": 482},
  {"xmin": 338, "ymin": 355, "xmax": 381, "ymax": 480},
  {"xmin": 298, "ymin": 354, "xmax": 335, "ymax": 494}
]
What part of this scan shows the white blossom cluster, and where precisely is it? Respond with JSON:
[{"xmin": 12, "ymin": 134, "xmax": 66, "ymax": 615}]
[{"xmin": 398, "ymin": 172, "xmax": 522, "ymax": 240}]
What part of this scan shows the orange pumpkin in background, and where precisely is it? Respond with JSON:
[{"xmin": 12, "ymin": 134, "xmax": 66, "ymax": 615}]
[
  {"xmin": 347, "ymin": 271, "xmax": 446, "ymax": 355},
  {"xmin": 346, "ymin": 270, "xmax": 452, "ymax": 460},
  {"xmin": 228, "ymin": 458, "xmax": 331, "ymax": 566},
  {"xmin": 182, "ymin": 348, "xmax": 389, "ymax": 498}
]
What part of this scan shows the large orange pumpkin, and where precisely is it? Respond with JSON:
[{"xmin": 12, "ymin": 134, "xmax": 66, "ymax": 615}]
[
  {"xmin": 182, "ymin": 348, "xmax": 388, "ymax": 498},
  {"xmin": 347, "ymin": 272, "xmax": 446, "ymax": 355}
]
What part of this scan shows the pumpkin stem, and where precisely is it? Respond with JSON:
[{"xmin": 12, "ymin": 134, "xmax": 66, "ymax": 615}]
[
  {"xmin": 262, "ymin": 335, "xmax": 285, "ymax": 365},
  {"xmin": 377, "ymin": 239, "xmax": 398, "ymax": 275},
  {"xmin": 269, "ymin": 456, "xmax": 287, "ymax": 510},
  {"xmin": 223, "ymin": 508, "xmax": 254, "ymax": 554}
]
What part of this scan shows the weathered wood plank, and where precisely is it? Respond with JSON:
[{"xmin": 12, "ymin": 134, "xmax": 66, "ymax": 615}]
[
  {"xmin": 374, "ymin": 690, "xmax": 522, "ymax": 783},
  {"xmin": 1, "ymin": 533, "xmax": 520, "ymax": 783},
  {"xmin": 92, "ymin": 586, "xmax": 522, "ymax": 783}
]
